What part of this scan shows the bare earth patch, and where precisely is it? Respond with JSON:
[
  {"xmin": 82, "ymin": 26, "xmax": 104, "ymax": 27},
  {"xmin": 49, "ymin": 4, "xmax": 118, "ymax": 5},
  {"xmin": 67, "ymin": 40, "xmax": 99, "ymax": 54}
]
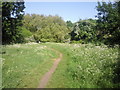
[{"xmin": 37, "ymin": 48, "xmax": 63, "ymax": 88}]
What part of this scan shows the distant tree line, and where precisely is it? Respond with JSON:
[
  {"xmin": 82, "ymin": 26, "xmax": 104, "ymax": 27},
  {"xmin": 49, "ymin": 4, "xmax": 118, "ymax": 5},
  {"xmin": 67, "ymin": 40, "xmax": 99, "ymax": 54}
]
[
  {"xmin": 23, "ymin": 14, "xmax": 70, "ymax": 43},
  {"xmin": 2, "ymin": 1, "xmax": 120, "ymax": 45}
]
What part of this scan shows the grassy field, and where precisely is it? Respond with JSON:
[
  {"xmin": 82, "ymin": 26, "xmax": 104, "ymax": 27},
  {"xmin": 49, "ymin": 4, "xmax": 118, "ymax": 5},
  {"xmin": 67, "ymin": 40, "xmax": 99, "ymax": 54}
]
[
  {"xmin": 45, "ymin": 43, "xmax": 119, "ymax": 88},
  {"xmin": 2, "ymin": 43, "xmax": 58, "ymax": 88},
  {"xmin": 2, "ymin": 42, "xmax": 120, "ymax": 88}
]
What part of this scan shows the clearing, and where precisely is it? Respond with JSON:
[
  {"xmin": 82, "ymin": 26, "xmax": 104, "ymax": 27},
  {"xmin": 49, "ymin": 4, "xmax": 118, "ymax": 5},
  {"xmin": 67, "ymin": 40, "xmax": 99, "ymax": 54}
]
[{"xmin": 2, "ymin": 42, "xmax": 119, "ymax": 88}]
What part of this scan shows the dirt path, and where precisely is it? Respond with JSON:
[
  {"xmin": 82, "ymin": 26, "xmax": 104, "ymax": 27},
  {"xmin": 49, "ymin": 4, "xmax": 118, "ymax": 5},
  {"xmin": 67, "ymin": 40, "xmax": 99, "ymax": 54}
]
[{"xmin": 38, "ymin": 48, "xmax": 63, "ymax": 88}]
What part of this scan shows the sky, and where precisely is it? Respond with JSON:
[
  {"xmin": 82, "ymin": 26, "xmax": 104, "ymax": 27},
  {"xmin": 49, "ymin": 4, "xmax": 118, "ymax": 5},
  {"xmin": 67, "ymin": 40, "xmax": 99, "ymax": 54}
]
[{"xmin": 24, "ymin": 2, "xmax": 98, "ymax": 23}]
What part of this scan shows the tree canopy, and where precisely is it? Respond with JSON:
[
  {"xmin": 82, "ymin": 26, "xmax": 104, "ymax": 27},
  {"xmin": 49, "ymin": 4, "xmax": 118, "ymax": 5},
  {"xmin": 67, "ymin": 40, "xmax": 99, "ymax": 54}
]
[
  {"xmin": 96, "ymin": 1, "xmax": 120, "ymax": 45},
  {"xmin": 2, "ymin": 1, "xmax": 25, "ymax": 44},
  {"xmin": 23, "ymin": 14, "xmax": 70, "ymax": 43},
  {"xmin": 70, "ymin": 19, "xmax": 96, "ymax": 43},
  {"xmin": 2, "ymin": 1, "xmax": 120, "ymax": 45}
]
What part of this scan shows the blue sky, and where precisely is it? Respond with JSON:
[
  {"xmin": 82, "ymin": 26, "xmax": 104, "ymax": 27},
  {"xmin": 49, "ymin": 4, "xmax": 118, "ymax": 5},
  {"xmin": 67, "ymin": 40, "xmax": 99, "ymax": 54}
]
[{"xmin": 25, "ymin": 2, "xmax": 98, "ymax": 22}]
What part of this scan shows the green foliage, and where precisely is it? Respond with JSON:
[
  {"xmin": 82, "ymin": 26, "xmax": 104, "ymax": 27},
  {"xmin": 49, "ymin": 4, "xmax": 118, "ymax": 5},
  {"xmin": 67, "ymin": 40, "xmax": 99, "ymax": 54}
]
[
  {"xmin": 20, "ymin": 27, "xmax": 32, "ymax": 38},
  {"xmin": 23, "ymin": 14, "xmax": 70, "ymax": 43},
  {"xmin": 36, "ymin": 23, "xmax": 69, "ymax": 42},
  {"xmin": 45, "ymin": 43, "xmax": 119, "ymax": 88},
  {"xmin": 16, "ymin": 27, "xmax": 32, "ymax": 43},
  {"xmin": 70, "ymin": 19, "xmax": 97, "ymax": 43},
  {"xmin": 23, "ymin": 14, "xmax": 41, "ymax": 32},
  {"xmin": 96, "ymin": 1, "xmax": 120, "ymax": 45},
  {"xmin": 66, "ymin": 44, "xmax": 118, "ymax": 88},
  {"xmin": 2, "ymin": 1, "xmax": 25, "ymax": 44},
  {"xmin": 70, "ymin": 40, "xmax": 85, "ymax": 44},
  {"xmin": 66, "ymin": 20, "xmax": 74, "ymax": 30}
]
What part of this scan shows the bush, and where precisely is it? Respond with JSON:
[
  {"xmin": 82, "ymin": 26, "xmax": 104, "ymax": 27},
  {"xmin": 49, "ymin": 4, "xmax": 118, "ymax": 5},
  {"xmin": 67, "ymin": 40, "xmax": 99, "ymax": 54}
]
[
  {"xmin": 21, "ymin": 27, "xmax": 32, "ymax": 38},
  {"xmin": 70, "ymin": 40, "xmax": 85, "ymax": 44}
]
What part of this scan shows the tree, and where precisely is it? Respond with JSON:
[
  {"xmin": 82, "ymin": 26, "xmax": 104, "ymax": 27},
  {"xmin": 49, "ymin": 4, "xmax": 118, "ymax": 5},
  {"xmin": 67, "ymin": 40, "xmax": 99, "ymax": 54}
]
[
  {"xmin": 70, "ymin": 23, "xmax": 80, "ymax": 41},
  {"xmin": 96, "ymin": 1, "xmax": 120, "ymax": 44},
  {"xmin": 70, "ymin": 19, "xmax": 96, "ymax": 42},
  {"xmin": 23, "ymin": 14, "xmax": 70, "ymax": 43},
  {"xmin": 34, "ymin": 23, "xmax": 69, "ymax": 43},
  {"xmin": 66, "ymin": 21, "xmax": 73, "ymax": 29},
  {"xmin": 2, "ymin": 0, "xmax": 25, "ymax": 44}
]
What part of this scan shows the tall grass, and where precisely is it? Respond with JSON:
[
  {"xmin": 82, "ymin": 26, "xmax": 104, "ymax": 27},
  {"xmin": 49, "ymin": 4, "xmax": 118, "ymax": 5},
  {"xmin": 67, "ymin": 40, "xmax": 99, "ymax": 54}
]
[
  {"xmin": 46, "ymin": 43, "xmax": 119, "ymax": 88},
  {"xmin": 2, "ymin": 43, "xmax": 58, "ymax": 88},
  {"xmin": 2, "ymin": 42, "xmax": 119, "ymax": 88}
]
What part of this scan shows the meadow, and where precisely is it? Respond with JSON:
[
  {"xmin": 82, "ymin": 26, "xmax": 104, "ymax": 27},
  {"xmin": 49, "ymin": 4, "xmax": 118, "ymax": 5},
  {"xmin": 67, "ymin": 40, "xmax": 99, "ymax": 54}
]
[
  {"xmin": 2, "ymin": 43, "xmax": 58, "ymax": 88},
  {"xmin": 46, "ymin": 43, "xmax": 119, "ymax": 88},
  {"xmin": 2, "ymin": 42, "xmax": 120, "ymax": 88}
]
